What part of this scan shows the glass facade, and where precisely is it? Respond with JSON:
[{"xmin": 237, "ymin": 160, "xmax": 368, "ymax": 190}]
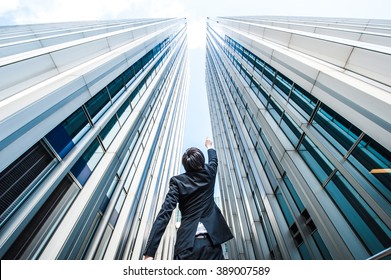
[
  {"xmin": 0, "ymin": 19, "xmax": 188, "ymax": 260},
  {"xmin": 206, "ymin": 17, "xmax": 391, "ymax": 260}
]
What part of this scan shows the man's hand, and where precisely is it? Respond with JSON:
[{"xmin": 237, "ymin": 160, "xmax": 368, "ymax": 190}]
[
  {"xmin": 205, "ymin": 137, "xmax": 213, "ymax": 149},
  {"xmin": 144, "ymin": 255, "xmax": 154, "ymax": 260}
]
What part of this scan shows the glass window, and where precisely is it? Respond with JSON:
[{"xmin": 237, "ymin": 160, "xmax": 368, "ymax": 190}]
[
  {"xmin": 71, "ymin": 139, "xmax": 104, "ymax": 186},
  {"xmin": 255, "ymin": 142, "xmax": 267, "ymax": 166},
  {"xmin": 274, "ymin": 73, "xmax": 293, "ymax": 99},
  {"xmin": 138, "ymin": 82, "xmax": 147, "ymax": 97},
  {"xmin": 267, "ymin": 97, "xmax": 283, "ymax": 124},
  {"xmin": 298, "ymin": 242, "xmax": 311, "ymax": 260},
  {"xmin": 312, "ymin": 103, "xmax": 360, "ymax": 155},
  {"xmin": 254, "ymin": 58, "xmax": 265, "ymax": 75},
  {"xmin": 2, "ymin": 175, "xmax": 79, "ymax": 259},
  {"xmin": 349, "ymin": 135, "xmax": 391, "ymax": 203},
  {"xmin": 107, "ymin": 76, "xmax": 125, "ymax": 101},
  {"xmin": 93, "ymin": 225, "xmax": 113, "ymax": 260},
  {"xmin": 255, "ymin": 83, "xmax": 268, "ymax": 107},
  {"xmin": 141, "ymin": 49, "xmax": 153, "ymax": 66},
  {"xmin": 298, "ymin": 136, "xmax": 335, "ymax": 184},
  {"xmin": 108, "ymin": 189, "xmax": 126, "ymax": 227},
  {"xmin": 117, "ymin": 149, "xmax": 130, "ymax": 177},
  {"xmin": 45, "ymin": 107, "xmax": 91, "ymax": 158},
  {"xmin": 241, "ymin": 67, "xmax": 251, "ymax": 85},
  {"xmin": 133, "ymin": 60, "xmax": 143, "ymax": 75},
  {"xmin": 263, "ymin": 64, "xmax": 275, "ymax": 86},
  {"xmin": 85, "ymin": 88, "xmax": 111, "ymax": 122},
  {"xmin": 312, "ymin": 230, "xmax": 332, "ymax": 259},
  {"xmin": 122, "ymin": 66, "xmax": 135, "ymax": 87},
  {"xmin": 260, "ymin": 130, "xmax": 271, "ymax": 151},
  {"xmin": 280, "ymin": 112, "xmax": 302, "ymax": 147},
  {"xmin": 99, "ymin": 116, "xmax": 120, "ymax": 149},
  {"xmin": 116, "ymin": 100, "xmax": 132, "ymax": 126},
  {"xmin": 243, "ymin": 48, "xmax": 255, "ymax": 65},
  {"xmin": 325, "ymin": 171, "xmax": 391, "ymax": 255},
  {"xmin": 234, "ymin": 43, "xmax": 243, "ymax": 55},
  {"xmin": 275, "ymin": 187, "xmax": 294, "ymax": 226},
  {"xmin": 283, "ymin": 174, "xmax": 305, "ymax": 212},
  {"xmin": 123, "ymin": 164, "xmax": 136, "ymax": 192},
  {"xmin": 249, "ymin": 127, "xmax": 258, "ymax": 146},
  {"xmin": 289, "ymin": 85, "xmax": 318, "ymax": 120},
  {"xmin": 99, "ymin": 176, "xmax": 118, "ymax": 214}
]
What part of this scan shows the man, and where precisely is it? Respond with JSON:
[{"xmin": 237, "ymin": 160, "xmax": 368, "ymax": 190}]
[{"xmin": 143, "ymin": 137, "xmax": 233, "ymax": 260}]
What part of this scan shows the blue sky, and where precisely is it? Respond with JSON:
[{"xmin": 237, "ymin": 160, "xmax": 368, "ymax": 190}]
[{"xmin": 1, "ymin": 0, "xmax": 391, "ymax": 153}]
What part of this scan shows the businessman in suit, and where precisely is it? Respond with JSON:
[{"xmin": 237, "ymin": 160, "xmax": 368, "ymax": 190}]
[{"xmin": 143, "ymin": 137, "xmax": 233, "ymax": 260}]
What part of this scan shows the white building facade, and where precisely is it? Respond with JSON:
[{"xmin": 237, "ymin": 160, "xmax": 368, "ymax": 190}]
[
  {"xmin": 206, "ymin": 16, "xmax": 391, "ymax": 260},
  {"xmin": 0, "ymin": 18, "xmax": 188, "ymax": 260}
]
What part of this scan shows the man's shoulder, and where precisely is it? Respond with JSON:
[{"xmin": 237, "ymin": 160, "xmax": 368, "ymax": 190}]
[{"xmin": 171, "ymin": 173, "xmax": 186, "ymax": 183}]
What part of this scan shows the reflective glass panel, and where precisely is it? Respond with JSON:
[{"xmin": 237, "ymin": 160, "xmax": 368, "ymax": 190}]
[
  {"xmin": 349, "ymin": 135, "xmax": 391, "ymax": 203},
  {"xmin": 275, "ymin": 187, "xmax": 294, "ymax": 226},
  {"xmin": 298, "ymin": 136, "xmax": 335, "ymax": 184},
  {"xmin": 312, "ymin": 103, "xmax": 360, "ymax": 155},
  {"xmin": 280, "ymin": 112, "xmax": 302, "ymax": 147},
  {"xmin": 71, "ymin": 139, "xmax": 104, "ymax": 186},
  {"xmin": 99, "ymin": 116, "xmax": 120, "ymax": 149},
  {"xmin": 289, "ymin": 85, "xmax": 317, "ymax": 120},
  {"xmin": 45, "ymin": 107, "xmax": 90, "ymax": 158},
  {"xmin": 85, "ymin": 88, "xmax": 111, "ymax": 122},
  {"xmin": 325, "ymin": 171, "xmax": 391, "ymax": 254}
]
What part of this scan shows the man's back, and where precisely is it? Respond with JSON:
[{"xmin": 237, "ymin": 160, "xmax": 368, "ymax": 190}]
[
  {"xmin": 166, "ymin": 149, "xmax": 232, "ymax": 255},
  {"xmin": 143, "ymin": 139, "xmax": 233, "ymax": 260}
]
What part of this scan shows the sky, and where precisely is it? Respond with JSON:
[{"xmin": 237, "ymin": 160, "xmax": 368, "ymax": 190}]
[{"xmin": 1, "ymin": 0, "xmax": 391, "ymax": 152}]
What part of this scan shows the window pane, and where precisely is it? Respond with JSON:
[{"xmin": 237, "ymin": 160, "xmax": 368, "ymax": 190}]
[
  {"xmin": 116, "ymin": 100, "xmax": 132, "ymax": 126},
  {"xmin": 122, "ymin": 66, "xmax": 135, "ymax": 87},
  {"xmin": 263, "ymin": 65, "xmax": 275, "ymax": 86},
  {"xmin": 93, "ymin": 225, "xmax": 113, "ymax": 259},
  {"xmin": 45, "ymin": 107, "xmax": 90, "ymax": 158},
  {"xmin": 298, "ymin": 136, "xmax": 335, "ymax": 184},
  {"xmin": 312, "ymin": 230, "xmax": 332, "ymax": 259},
  {"xmin": 289, "ymin": 85, "xmax": 317, "ymax": 120},
  {"xmin": 133, "ymin": 60, "xmax": 143, "ymax": 75},
  {"xmin": 349, "ymin": 135, "xmax": 391, "ymax": 203},
  {"xmin": 99, "ymin": 116, "xmax": 120, "ymax": 149},
  {"xmin": 85, "ymin": 88, "xmax": 111, "ymax": 122},
  {"xmin": 267, "ymin": 97, "xmax": 283, "ymax": 123},
  {"xmin": 312, "ymin": 103, "xmax": 360, "ymax": 155},
  {"xmin": 254, "ymin": 58, "xmax": 265, "ymax": 75},
  {"xmin": 325, "ymin": 171, "xmax": 391, "ymax": 255},
  {"xmin": 108, "ymin": 189, "xmax": 126, "ymax": 227},
  {"xmin": 107, "ymin": 76, "xmax": 125, "ymax": 101},
  {"xmin": 275, "ymin": 187, "xmax": 294, "ymax": 226},
  {"xmin": 99, "ymin": 177, "xmax": 118, "ymax": 214},
  {"xmin": 280, "ymin": 112, "xmax": 302, "ymax": 147},
  {"xmin": 255, "ymin": 142, "xmax": 267, "ymax": 166},
  {"xmin": 298, "ymin": 242, "xmax": 311, "ymax": 260},
  {"xmin": 274, "ymin": 74, "xmax": 293, "ymax": 99},
  {"xmin": 283, "ymin": 174, "xmax": 305, "ymax": 212},
  {"xmin": 71, "ymin": 139, "xmax": 104, "ymax": 186}
]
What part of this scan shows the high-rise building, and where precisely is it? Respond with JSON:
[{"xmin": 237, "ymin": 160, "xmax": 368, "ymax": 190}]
[
  {"xmin": 206, "ymin": 16, "xmax": 391, "ymax": 260},
  {"xmin": 0, "ymin": 18, "xmax": 188, "ymax": 260}
]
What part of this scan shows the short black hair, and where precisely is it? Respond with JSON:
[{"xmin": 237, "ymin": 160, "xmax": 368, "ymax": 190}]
[{"xmin": 182, "ymin": 147, "xmax": 205, "ymax": 172}]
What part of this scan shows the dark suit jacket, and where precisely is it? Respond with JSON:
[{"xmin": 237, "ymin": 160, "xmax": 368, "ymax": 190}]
[{"xmin": 144, "ymin": 148, "xmax": 233, "ymax": 257}]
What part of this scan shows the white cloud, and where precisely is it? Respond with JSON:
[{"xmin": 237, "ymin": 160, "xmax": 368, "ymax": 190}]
[
  {"xmin": 0, "ymin": 0, "xmax": 20, "ymax": 17},
  {"xmin": 0, "ymin": 0, "xmax": 20, "ymax": 12},
  {"xmin": 149, "ymin": 0, "xmax": 188, "ymax": 18},
  {"xmin": 1, "ymin": 0, "xmax": 145, "ymax": 24}
]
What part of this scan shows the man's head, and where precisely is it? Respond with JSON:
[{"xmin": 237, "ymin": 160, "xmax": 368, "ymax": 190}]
[{"xmin": 182, "ymin": 147, "xmax": 205, "ymax": 172}]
